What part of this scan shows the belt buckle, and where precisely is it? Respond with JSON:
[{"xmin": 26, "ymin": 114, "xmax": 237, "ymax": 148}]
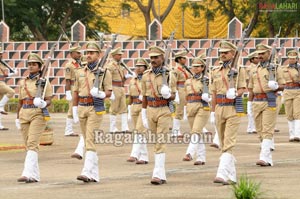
[
  {"xmin": 83, "ymin": 98, "xmax": 88, "ymax": 103},
  {"xmin": 152, "ymin": 100, "xmax": 157, "ymax": 107}
]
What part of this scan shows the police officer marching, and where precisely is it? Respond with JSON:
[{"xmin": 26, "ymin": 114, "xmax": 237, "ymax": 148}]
[
  {"xmin": 72, "ymin": 42, "xmax": 112, "ymax": 182},
  {"xmin": 182, "ymin": 57, "xmax": 210, "ymax": 165},
  {"xmin": 171, "ymin": 50, "xmax": 190, "ymax": 137},
  {"xmin": 281, "ymin": 50, "xmax": 300, "ymax": 141},
  {"xmin": 247, "ymin": 44, "xmax": 285, "ymax": 167},
  {"xmin": 127, "ymin": 58, "xmax": 149, "ymax": 164},
  {"xmin": 0, "ymin": 47, "xmax": 17, "ymax": 130},
  {"xmin": 105, "ymin": 47, "xmax": 132, "ymax": 134},
  {"xmin": 64, "ymin": 45, "xmax": 82, "ymax": 137},
  {"xmin": 71, "ymin": 55, "xmax": 88, "ymax": 160},
  {"xmin": 210, "ymin": 41, "xmax": 246, "ymax": 185},
  {"xmin": 141, "ymin": 46, "xmax": 176, "ymax": 185},
  {"xmin": 16, "ymin": 53, "xmax": 53, "ymax": 183},
  {"xmin": 246, "ymin": 52, "xmax": 259, "ymax": 134}
]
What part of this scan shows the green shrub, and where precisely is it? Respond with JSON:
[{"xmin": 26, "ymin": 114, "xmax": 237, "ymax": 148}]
[{"xmin": 232, "ymin": 174, "xmax": 263, "ymax": 199}]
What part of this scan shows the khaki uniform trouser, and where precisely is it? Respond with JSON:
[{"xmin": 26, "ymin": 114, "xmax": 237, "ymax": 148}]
[
  {"xmin": 283, "ymin": 90, "xmax": 300, "ymax": 121},
  {"xmin": 215, "ymin": 105, "xmax": 240, "ymax": 153},
  {"xmin": 110, "ymin": 87, "xmax": 127, "ymax": 115},
  {"xmin": 67, "ymin": 86, "xmax": 75, "ymax": 119},
  {"xmin": 19, "ymin": 108, "xmax": 46, "ymax": 152},
  {"xmin": 147, "ymin": 106, "xmax": 171, "ymax": 154},
  {"xmin": 187, "ymin": 103, "xmax": 209, "ymax": 134},
  {"xmin": 131, "ymin": 103, "xmax": 147, "ymax": 133},
  {"xmin": 175, "ymin": 87, "xmax": 186, "ymax": 120},
  {"xmin": 78, "ymin": 106, "xmax": 103, "ymax": 151},
  {"xmin": 252, "ymin": 102, "xmax": 276, "ymax": 140},
  {"xmin": 0, "ymin": 81, "xmax": 15, "ymax": 98}
]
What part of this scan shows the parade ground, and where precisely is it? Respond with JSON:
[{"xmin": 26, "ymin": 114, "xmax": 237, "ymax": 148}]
[{"xmin": 0, "ymin": 113, "xmax": 299, "ymax": 199}]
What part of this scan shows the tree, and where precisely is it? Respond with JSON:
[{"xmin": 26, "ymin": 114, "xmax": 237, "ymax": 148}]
[
  {"xmin": 3, "ymin": 0, "xmax": 110, "ymax": 41},
  {"xmin": 131, "ymin": 0, "xmax": 176, "ymax": 37}
]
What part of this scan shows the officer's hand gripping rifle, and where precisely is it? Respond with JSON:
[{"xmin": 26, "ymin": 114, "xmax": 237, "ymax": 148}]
[
  {"xmin": 268, "ymin": 27, "xmax": 281, "ymax": 81},
  {"xmin": 35, "ymin": 34, "xmax": 63, "ymax": 120}
]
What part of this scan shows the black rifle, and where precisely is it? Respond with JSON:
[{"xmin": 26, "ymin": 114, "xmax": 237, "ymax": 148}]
[
  {"xmin": 268, "ymin": 27, "xmax": 281, "ymax": 81},
  {"xmin": 202, "ymin": 40, "xmax": 214, "ymax": 94}
]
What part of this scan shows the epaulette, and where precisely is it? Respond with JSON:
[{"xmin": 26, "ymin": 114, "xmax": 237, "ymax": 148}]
[
  {"xmin": 143, "ymin": 69, "xmax": 151, "ymax": 74},
  {"xmin": 212, "ymin": 65, "xmax": 221, "ymax": 70}
]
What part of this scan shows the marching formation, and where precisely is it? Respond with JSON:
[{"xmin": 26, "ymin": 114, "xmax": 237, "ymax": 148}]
[{"xmin": 0, "ymin": 31, "xmax": 299, "ymax": 186}]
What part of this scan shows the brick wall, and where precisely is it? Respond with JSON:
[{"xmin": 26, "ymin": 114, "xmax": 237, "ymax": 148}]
[{"xmin": 2, "ymin": 38, "xmax": 296, "ymax": 99}]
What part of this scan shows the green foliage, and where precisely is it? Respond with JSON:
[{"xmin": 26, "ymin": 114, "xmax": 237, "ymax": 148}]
[
  {"xmin": 232, "ymin": 174, "xmax": 263, "ymax": 199},
  {"xmin": 4, "ymin": 0, "xmax": 110, "ymax": 41}
]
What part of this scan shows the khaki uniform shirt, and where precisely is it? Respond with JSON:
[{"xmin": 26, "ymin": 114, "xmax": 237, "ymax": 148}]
[
  {"xmin": 211, "ymin": 65, "xmax": 246, "ymax": 95},
  {"xmin": 141, "ymin": 68, "xmax": 176, "ymax": 98},
  {"xmin": 128, "ymin": 77, "xmax": 142, "ymax": 97},
  {"xmin": 65, "ymin": 58, "xmax": 80, "ymax": 81},
  {"xmin": 281, "ymin": 64, "xmax": 300, "ymax": 101},
  {"xmin": 19, "ymin": 75, "xmax": 52, "ymax": 99},
  {"xmin": 248, "ymin": 64, "xmax": 285, "ymax": 94},
  {"xmin": 0, "ymin": 63, "xmax": 7, "ymax": 77},
  {"xmin": 185, "ymin": 75, "xmax": 204, "ymax": 96},
  {"xmin": 173, "ymin": 64, "xmax": 191, "ymax": 85},
  {"xmin": 105, "ymin": 59, "xmax": 125, "ymax": 82},
  {"xmin": 73, "ymin": 66, "xmax": 112, "ymax": 96}
]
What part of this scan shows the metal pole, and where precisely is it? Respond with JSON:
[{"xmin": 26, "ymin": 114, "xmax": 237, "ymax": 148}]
[{"xmin": 1, "ymin": 0, "xmax": 4, "ymax": 22}]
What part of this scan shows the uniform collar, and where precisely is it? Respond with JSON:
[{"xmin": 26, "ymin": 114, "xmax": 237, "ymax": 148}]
[
  {"xmin": 193, "ymin": 73, "xmax": 202, "ymax": 79},
  {"xmin": 152, "ymin": 66, "xmax": 164, "ymax": 75},
  {"xmin": 222, "ymin": 61, "xmax": 231, "ymax": 68},
  {"xmin": 27, "ymin": 73, "xmax": 40, "ymax": 80},
  {"xmin": 87, "ymin": 60, "xmax": 100, "ymax": 72},
  {"xmin": 136, "ymin": 74, "xmax": 143, "ymax": 80}
]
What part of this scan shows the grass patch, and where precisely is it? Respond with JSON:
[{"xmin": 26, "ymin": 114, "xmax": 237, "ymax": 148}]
[{"xmin": 232, "ymin": 174, "xmax": 263, "ymax": 199}]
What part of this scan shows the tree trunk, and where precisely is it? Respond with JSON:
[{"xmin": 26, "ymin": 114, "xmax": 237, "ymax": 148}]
[{"xmin": 246, "ymin": 1, "xmax": 260, "ymax": 37}]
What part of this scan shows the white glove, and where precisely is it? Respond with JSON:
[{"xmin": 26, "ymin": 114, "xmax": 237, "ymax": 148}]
[
  {"xmin": 15, "ymin": 119, "xmax": 21, "ymax": 130},
  {"xmin": 110, "ymin": 91, "xmax": 115, "ymax": 101},
  {"xmin": 72, "ymin": 106, "xmax": 79, "ymax": 123},
  {"xmin": 183, "ymin": 106, "xmax": 188, "ymax": 121},
  {"xmin": 66, "ymin": 90, "xmax": 72, "ymax": 101},
  {"xmin": 125, "ymin": 72, "xmax": 136, "ymax": 79},
  {"xmin": 8, "ymin": 69, "xmax": 18, "ymax": 76},
  {"xmin": 247, "ymin": 101, "xmax": 252, "ymax": 116},
  {"xmin": 141, "ymin": 108, "xmax": 149, "ymax": 129},
  {"xmin": 202, "ymin": 93, "xmax": 211, "ymax": 103},
  {"xmin": 33, "ymin": 97, "xmax": 47, "ymax": 108},
  {"xmin": 210, "ymin": 112, "xmax": 215, "ymax": 125},
  {"xmin": 8, "ymin": 72, "xmax": 15, "ymax": 77},
  {"xmin": 90, "ymin": 87, "xmax": 106, "ymax": 98},
  {"xmin": 138, "ymin": 94, "xmax": 143, "ymax": 101},
  {"xmin": 161, "ymin": 85, "xmax": 171, "ymax": 99},
  {"xmin": 174, "ymin": 91, "xmax": 180, "ymax": 104},
  {"xmin": 127, "ymin": 105, "xmax": 132, "ymax": 122},
  {"xmin": 268, "ymin": 80, "xmax": 279, "ymax": 90},
  {"xmin": 226, "ymin": 88, "xmax": 237, "ymax": 99}
]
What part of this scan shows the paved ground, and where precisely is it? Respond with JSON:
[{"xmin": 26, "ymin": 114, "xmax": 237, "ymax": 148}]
[{"xmin": 0, "ymin": 113, "xmax": 299, "ymax": 199}]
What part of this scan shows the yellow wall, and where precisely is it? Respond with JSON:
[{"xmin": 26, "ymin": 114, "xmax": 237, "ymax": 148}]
[{"xmin": 95, "ymin": 0, "xmax": 229, "ymax": 39}]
